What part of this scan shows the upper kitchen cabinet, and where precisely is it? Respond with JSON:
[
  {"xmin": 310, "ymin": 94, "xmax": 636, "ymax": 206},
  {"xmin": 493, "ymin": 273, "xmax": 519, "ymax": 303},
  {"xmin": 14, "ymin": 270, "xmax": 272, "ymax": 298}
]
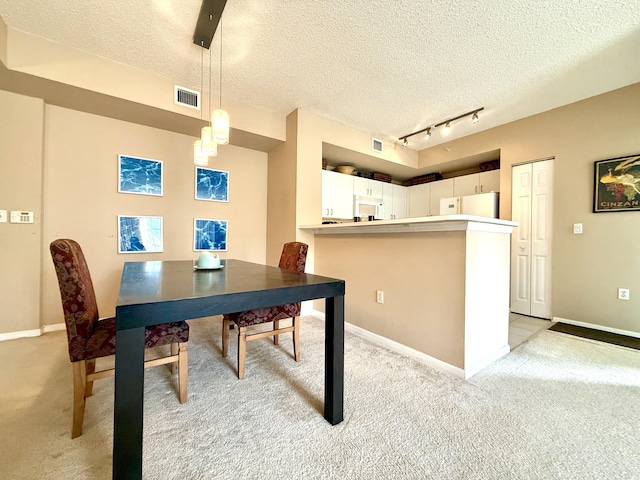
[
  {"xmin": 353, "ymin": 176, "xmax": 383, "ymax": 198},
  {"xmin": 407, "ymin": 183, "xmax": 430, "ymax": 217},
  {"xmin": 322, "ymin": 170, "xmax": 354, "ymax": 219},
  {"xmin": 429, "ymin": 178, "xmax": 454, "ymax": 216},
  {"xmin": 382, "ymin": 183, "xmax": 407, "ymax": 220},
  {"xmin": 453, "ymin": 170, "xmax": 500, "ymax": 196}
]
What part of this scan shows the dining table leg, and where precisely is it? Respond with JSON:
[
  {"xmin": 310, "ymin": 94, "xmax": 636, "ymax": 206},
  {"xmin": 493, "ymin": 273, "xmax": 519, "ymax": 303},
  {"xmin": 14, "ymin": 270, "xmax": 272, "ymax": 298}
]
[
  {"xmin": 324, "ymin": 295, "xmax": 344, "ymax": 425},
  {"xmin": 113, "ymin": 326, "xmax": 145, "ymax": 480}
]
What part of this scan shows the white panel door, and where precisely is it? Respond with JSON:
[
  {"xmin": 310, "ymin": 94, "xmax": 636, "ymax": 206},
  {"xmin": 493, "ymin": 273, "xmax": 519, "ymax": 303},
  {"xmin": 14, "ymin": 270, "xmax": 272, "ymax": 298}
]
[
  {"xmin": 530, "ymin": 161, "xmax": 553, "ymax": 318},
  {"xmin": 511, "ymin": 164, "xmax": 532, "ymax": 315},
  {"xmin": 510, "ymin": 160, "xmax": 553, "ymax": 318}
]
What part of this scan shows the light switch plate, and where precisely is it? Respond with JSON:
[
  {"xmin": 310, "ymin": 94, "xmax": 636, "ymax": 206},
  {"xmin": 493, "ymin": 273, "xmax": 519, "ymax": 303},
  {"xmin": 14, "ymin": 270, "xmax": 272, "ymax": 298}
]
[
  {"xmin": 573, "ymin": 223, "xmax": 583, "ymax": 234},
  {"xmin": 10, "ymin": 211, "xmax": 34, "ymax": 223},
  {"xmin": 0, "ymin": 210, "xmax": 7, "ymax": 223}
]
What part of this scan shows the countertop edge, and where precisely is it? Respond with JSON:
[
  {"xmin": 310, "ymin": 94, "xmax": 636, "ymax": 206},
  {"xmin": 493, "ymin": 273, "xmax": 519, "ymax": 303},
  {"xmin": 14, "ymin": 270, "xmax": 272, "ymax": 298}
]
[{"xmin": 299, "ymin": 215, "xmax": 518, "ymax": 234}]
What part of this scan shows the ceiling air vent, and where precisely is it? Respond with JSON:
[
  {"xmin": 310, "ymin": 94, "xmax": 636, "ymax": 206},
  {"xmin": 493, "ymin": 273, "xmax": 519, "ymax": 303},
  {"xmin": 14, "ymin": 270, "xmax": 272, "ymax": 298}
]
[
  {"xmin": 372, "ymin": 137, "xmax": 383, "ymax": 153},
  {"xmin": 174, "ymin": 85, "xmax": 200, "ymax": 110}
]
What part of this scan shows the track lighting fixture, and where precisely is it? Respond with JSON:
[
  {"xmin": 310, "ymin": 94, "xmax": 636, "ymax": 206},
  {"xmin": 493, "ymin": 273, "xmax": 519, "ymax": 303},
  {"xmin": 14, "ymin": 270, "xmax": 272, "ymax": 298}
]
[{"xmin": 398, "ymin": 107, "xmax": 484, "ymax": 146}]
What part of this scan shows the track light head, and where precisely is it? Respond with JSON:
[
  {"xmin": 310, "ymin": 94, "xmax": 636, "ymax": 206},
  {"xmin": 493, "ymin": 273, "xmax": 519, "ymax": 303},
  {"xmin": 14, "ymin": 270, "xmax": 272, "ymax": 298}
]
[
  {"xmin": 472, "ymin": 112, "xmax": 479, "ymax": 124},
  {"xmin": 402, "ymin": 138, "xmax": 408, "ymax": 147},
  {"xmin": 424, "ymin": 128, "xmax": 431, "ymax": 140},
  {"xmin": 442, "ymin": 122, "xmax": 451, "ymax": 134}
]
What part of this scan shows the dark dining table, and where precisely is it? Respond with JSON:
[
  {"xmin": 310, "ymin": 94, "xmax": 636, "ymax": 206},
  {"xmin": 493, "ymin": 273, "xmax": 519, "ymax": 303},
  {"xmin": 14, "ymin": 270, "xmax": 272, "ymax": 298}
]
[{"xmin": 113, "ymin": 259, "xmax": 345, "ymax": 479}]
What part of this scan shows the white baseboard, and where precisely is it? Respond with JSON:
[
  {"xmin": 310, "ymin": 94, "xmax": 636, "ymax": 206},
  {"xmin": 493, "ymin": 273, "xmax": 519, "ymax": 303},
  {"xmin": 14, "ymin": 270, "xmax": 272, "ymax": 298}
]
[
  {"xmin": 464, "ymin": 345, "xmax": 510, "ymax": 379},
  {"xmin": 313, "ymin": 312, "xmax": 466, "ymax": 379},
  {"xmin": 0, "ymin": 323, "xmax": 65, "ymax": 342},
  {"xmin": 553, "ymin": 317, "xmax": 640, "ymax": 339}
]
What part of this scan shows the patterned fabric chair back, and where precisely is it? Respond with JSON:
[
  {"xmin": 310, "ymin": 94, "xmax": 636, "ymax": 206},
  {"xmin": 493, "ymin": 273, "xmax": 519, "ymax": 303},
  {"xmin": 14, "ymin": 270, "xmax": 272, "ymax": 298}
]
[
  {"xmin": 50, "ymin": 239, "xmax": 100, "ymax": 362},
  {"xmin": 279, "ymin": 242, "xmax": 308, "ymax": 273}
]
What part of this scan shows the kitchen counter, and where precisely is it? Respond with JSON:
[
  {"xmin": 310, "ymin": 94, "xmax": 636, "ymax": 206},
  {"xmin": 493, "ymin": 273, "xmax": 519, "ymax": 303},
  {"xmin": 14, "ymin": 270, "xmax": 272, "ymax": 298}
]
[
  {"xmin": 304, "ymin": 215, "xmax": 517, "ymax": 379},
  {"xmin": 301, "ymin": 215, "xmax": 517, "ymax": 234}
]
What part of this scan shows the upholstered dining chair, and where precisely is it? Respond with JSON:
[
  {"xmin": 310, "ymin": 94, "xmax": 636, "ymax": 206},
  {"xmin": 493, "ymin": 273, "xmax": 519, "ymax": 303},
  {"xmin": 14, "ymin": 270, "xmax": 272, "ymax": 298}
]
[
  {"xmin": 222, "ymin": 242, "xmax": 308, "ymax": 379},
  {"xmin": 50, "ymin": 238, "xmax": 189, "ymax": 438}
]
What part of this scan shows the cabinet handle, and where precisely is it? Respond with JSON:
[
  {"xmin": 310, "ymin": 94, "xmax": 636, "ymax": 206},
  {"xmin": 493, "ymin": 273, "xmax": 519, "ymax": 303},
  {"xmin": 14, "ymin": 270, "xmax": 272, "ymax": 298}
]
[
  {"xmin": 475, "ymin": 185, "xmax": 478, "ymax": 193},
  {"xmin": 480, "ymin": 185, "xmax": 484, "ymax": 192}
]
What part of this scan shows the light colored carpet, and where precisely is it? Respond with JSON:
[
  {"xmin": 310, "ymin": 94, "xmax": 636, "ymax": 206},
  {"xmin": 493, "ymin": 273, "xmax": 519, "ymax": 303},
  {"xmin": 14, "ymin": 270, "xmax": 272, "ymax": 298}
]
[{"xmin": 1, "ymin": 313, "xmax": 639, "ymax": 479}]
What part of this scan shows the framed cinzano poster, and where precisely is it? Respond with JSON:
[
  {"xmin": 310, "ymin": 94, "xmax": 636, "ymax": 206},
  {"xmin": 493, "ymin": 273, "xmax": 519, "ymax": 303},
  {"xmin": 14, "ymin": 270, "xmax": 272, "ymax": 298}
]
[
  {"xmin": 194, "ymin": 218, "xmax": 228, "ymax": 251},
  {"xmin": 594, "ymin": 154, "xmax": 640, "ymax": 212},
  {"xmin": 195, "ymin": 167, "xmax": 229, "ymax": 202},
  {"xmin": 118, "ymin": 215, "xmax": 163, "ymax": 253},
  {"xmin": 118, "ymin": 155, "xmax": 163, "ymax": 196}
]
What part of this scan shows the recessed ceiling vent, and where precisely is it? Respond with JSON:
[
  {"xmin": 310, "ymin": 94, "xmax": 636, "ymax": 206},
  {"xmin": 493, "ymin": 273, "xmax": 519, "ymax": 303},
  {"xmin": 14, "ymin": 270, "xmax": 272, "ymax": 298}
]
[
  {"xmin": 174, "ymin": 85, "xmax": 200, "ymax": 110},
  {"xmin": 372, "ymin": 137, "xmax": 383, "ymax": 153}
]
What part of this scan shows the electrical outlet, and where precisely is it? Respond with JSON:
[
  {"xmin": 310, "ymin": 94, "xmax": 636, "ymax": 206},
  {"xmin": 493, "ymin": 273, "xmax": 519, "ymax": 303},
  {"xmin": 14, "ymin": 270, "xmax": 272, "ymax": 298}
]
[
  {"xmin": 376, "ymin": 290, "xmax": 384, "ymax": 304},
  {"xmin": 573, "ymin": 223, "xmax": 583, "ymax": 234},
  {"xmin": 618, "ymin": 288, "xmax": 630, "ymax": 300}
]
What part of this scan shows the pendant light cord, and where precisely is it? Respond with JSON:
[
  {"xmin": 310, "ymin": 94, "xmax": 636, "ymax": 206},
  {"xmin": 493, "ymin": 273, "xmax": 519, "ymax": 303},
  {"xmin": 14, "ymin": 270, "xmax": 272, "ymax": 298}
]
[
  {"xmin": 219, "ymin": 20, "xmax": 223, "ymax": 109},
  {"xmin": 200, "ymin": 42, "xmax": 204, "ymax": 121}
]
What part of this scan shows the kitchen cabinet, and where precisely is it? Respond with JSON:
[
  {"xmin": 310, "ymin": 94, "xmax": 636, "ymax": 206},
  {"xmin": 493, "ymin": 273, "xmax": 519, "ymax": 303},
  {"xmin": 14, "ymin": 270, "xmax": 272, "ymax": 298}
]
[
  {"xmin": 453, "ymin": 170, "xmax": 500, "ymax": 196},
  {"xmin": 322, "ymin": 170, "xmax": 354, "ymax": 219},
  {"xmin": 382, "ymin": 183, "xmax": 406, "ymax": 220},
  {"xmin": 353, "ymin": 176, "xmax": 383, "ymax": 198},
  {"xmin": 429, "ymin": 178, "xmax": 454, "ymax": 216},
  {"xmin": 407, "ymin": 183, "xmax": 430, "ymax": 217}
]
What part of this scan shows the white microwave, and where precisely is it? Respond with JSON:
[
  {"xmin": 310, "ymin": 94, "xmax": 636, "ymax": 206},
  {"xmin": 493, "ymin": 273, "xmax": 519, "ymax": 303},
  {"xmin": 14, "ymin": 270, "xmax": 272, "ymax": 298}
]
[{"xmin": 354, "ymin": 195, "xmax": 383, "ymax": 219}]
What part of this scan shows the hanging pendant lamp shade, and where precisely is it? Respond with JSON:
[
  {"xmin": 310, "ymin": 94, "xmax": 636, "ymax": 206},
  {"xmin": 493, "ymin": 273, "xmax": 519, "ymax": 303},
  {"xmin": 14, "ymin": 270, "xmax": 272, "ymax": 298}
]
[
  {"xmin": 201, "ymin": 126, "xmax": 218, "ymax": 156},
  {"xmin": 194, "ymin": 140, "xmax": 208, "ymax": 166},
  {"xmin": 212, "ymin": 109, "xmax": 229, "ymax": 145}
]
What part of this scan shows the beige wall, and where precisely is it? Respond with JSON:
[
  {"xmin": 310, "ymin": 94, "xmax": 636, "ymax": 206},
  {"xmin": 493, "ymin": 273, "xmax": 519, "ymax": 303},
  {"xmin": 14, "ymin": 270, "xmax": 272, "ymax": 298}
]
[
  {"xmin": 0, "ymin": 92, "xmax": 268, "ymax": 333},
  {"xmin": 0, "ymin": 90, "xmax": 44, "ymax": 332},
  {"xmin": 418, "ymin": 83, "xmax": 640, "ymax": 333},
  {"xmin": 315, "ymin": 232, "xmax": 466, "ymax": 367}
]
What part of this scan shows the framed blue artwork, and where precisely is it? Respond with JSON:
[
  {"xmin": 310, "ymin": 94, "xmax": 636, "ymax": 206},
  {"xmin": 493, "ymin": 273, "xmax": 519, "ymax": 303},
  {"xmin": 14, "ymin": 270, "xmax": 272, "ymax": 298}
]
[
  {"xmin": 194, "ymin": 218, "xmax": 228, "ymax": 251},
  {"xmin": 118, "ymin": 215, "xmax": 163, "ymax": 253},
  {"xmin": 195, "ymin": 167, "xmax": 229, "ymax": 202},
  {"xmin": 118, "ymin": 155, "xmax": 163, "ymax": 196}
]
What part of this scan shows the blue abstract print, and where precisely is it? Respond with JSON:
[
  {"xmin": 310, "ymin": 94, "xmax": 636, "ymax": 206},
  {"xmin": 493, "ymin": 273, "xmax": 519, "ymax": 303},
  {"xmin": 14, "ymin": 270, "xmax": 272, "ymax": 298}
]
[
  {"xmin": 194, "ymin": 218, "xmax": 227, "ymax": 251},
  {"xmin": 119, "ymin": 155, "xmax": 163, "ymax": 196},
  {"xmin": 195, "ymin": 168, "xmax": 229, "ymax": 202}
]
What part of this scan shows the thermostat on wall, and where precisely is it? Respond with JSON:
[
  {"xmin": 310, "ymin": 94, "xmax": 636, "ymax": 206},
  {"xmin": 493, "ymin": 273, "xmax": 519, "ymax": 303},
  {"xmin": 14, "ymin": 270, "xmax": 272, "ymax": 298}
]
[{"xmin": 10, "ymin": 211, "xmax": 34, "ymax": 224}]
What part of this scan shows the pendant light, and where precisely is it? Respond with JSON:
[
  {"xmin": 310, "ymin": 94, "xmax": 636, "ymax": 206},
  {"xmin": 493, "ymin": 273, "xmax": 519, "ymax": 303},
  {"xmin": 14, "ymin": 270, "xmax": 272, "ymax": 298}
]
[
  {"xmin": 193, "ymin": 44, "xmax": 209, "ymax": 166},
  {"xmin": 201, "ymin": 43, "xmax": 217, "ymax": 156},
  {"xmin": 212, "ymin": 19, "xmax": 230, "ymax": 145}
]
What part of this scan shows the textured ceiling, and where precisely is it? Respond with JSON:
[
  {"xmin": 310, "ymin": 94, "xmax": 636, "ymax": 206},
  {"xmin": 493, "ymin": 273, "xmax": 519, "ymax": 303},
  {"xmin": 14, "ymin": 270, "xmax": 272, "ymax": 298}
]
[{"xmin": 1, "ymin": 0, "xmax": 639, "ymax": 150}]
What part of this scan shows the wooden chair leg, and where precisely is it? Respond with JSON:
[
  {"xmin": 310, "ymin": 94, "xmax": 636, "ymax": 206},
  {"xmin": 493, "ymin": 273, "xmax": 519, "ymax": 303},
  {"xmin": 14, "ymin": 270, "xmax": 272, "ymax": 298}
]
[
  {"xmin": 238, "ymin": 326, "xmax": 247, "ymax": 379},
  {"xmin": 85, "ymin": 359, "xmax": 96, "ymax": 397},
  {"xmin": 170, "ymin": 343, "xmax": 178, "ymax": 374},
  {"xmin": 178, "ymin": 342, "xmax": 188, "ymax": 404},
  {"xmin": 273, "ymin": 320, "xmax": 280, "ymax": 345},
  {"xmin": 222, "ymin": 318, "xmax": 233, "ymax": 357},
  {"xmin": 71, "ymin": 361, "xmax": 87, "ymax": 439},
  {"xmin": 293, "ymin": 316, "xmax": 301, "ymax": 362}
]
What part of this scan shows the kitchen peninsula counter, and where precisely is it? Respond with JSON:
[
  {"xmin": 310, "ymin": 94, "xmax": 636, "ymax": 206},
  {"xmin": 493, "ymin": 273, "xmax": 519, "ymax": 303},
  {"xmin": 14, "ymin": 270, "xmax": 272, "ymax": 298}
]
[{"xmin": 301, "ymin": 215, "xmax": 517, "ymax": 379}]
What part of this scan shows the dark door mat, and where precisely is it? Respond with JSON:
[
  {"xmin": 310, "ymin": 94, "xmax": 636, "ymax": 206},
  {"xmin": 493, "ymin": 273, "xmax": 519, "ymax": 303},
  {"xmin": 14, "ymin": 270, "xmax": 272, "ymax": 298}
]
[{"xmin": 549, "ymin": 323, "xmax": 640, "ymax": 350}]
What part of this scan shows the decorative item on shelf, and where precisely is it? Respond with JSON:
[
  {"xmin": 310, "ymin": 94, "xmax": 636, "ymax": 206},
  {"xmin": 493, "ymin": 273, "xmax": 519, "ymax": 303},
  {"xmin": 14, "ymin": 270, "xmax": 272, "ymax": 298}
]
[
  {"xmin": 373, "ymin": 172, "xmax": 392, "ymax": 183},
  {"xmin": 480, "ymin": 160, "xmax": 500, "ymax": 171},
  {"xmin": 355, "ymin": 171, "xmax": 374, "ymax": 179},
  {"xmin": 322, "ymin": 158, "xmax": 328, "ymax": 170},
  {"xmin": 335, "ymin": 165, "xmax": 356, "ymax": 175},
  {"xmin": 402, "ymin": 172, "xmax": 443, "ymax": 186}
]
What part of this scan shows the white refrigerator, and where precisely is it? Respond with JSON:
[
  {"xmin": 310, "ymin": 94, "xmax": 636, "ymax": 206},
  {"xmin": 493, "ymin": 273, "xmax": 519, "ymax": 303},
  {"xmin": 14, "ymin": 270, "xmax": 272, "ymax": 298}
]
[{"xmin": 439, "ymin": 192, "xmax": 499, "ymax": 218}]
